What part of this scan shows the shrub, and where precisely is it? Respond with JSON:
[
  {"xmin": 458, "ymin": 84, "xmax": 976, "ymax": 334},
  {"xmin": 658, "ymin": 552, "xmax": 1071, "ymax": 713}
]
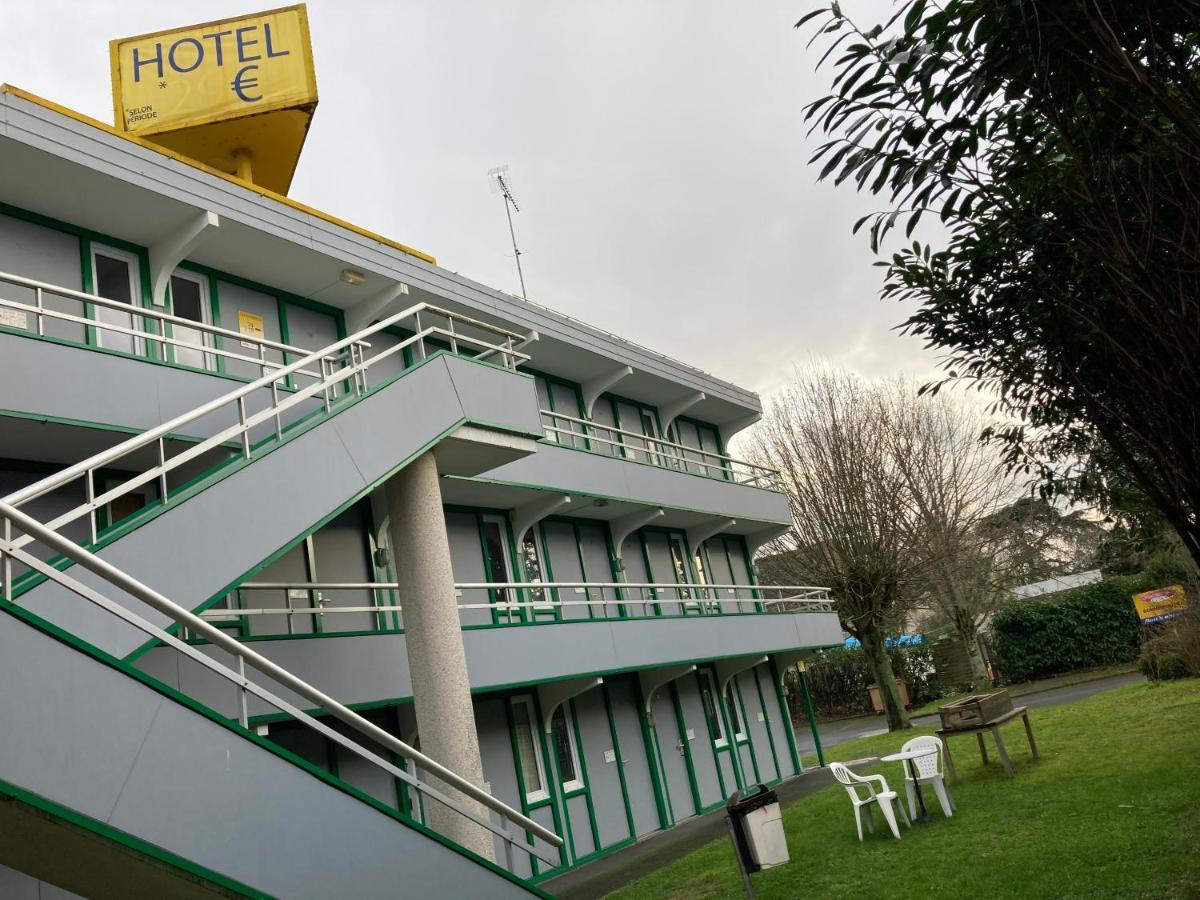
[
  {"xmin": 990, "ymin": 561, "xmax": 1192, "ymax": 683},
  {"xmin": 1140, "ymin": 608, "xmax": 1200, "ymax": 681},
  {"xmin": 792, "ymin": 642, "xmax": 936, "ymax": 718}
]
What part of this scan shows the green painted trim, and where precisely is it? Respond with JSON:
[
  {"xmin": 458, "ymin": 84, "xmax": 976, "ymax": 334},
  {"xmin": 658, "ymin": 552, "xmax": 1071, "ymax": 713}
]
[
  {"xmin": 751, "ymin": 663, "xmax": 783, "ymax": 782},
  {"xmin": 0, "ymin": 776, "xmax": 273, "ymax": 898},
  {"xmin": 646, "ymin": 691, "xmax": 676, "ymax": 826},
  {"xmin": 0, "ymin": 601, "xmax": 548, "ymax": 897},
  {"xmin": 732, "ymin": 676, "xmax": 761, "ymax": 786},
  {"xmin": 712, "ymin": 668, "xmax": 743, "ymax": 791},
  {"xmin": 769, "ymin": 657, "xmax": 803, "ymax": 776},
  {"xmin": 531, "ymin": 692, "xmax": 568, "ymax": 874},
  {"xmin": 503, "ymin": 696, "xmax": 541, "ymax": 876},
  {"xmin": 541, "ymin": 701, "xmax": 576, "ymax": 867},
  {"xmin": 634, "ymin": 677, "xmax": 672, "ymax": 829},
  {"xmin": 668, "ymin": 680, "xmax": 703, "ymax": 816},
  {"xmin": 601, "ymin": 680, "xmax": 638, "ymax": 844},
  {"xmin": 696, "ymin": 668, "xmax": 731, "ymax": 800},
  {"xmin": 0, "ymin": 408, "xmax": 219, "ymax": 448},
  {"xmin": 568, "ymin": 697, "xmax": 602, "ymax": 855},
  {"xmin": 799, "ymin": 667, "xmax": 825, "ymax": 768}
]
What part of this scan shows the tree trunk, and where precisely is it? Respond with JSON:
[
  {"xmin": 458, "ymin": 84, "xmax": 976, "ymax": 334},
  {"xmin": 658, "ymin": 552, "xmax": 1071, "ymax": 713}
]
[
  {"xmin": 951, "ymin": 605, "xmax": 991, "ymax": 686},
  {"xmin": 859, "ymin": 624, "xmax": 911, "ymax": 731}
]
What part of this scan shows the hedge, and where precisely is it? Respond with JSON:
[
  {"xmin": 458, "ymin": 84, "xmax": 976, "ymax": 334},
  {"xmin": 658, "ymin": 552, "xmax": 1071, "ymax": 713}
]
[
  {"xmin": 793, "ymin": 643, "xmax": 937, "ymax": 719},
  {"xmin": 990, "ymin": 558, "xmax": 1191, "ymax": 683}
]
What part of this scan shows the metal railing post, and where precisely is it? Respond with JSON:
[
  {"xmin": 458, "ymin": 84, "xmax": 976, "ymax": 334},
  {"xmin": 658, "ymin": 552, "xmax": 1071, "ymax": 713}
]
[
  {"xmin": 84, "ymin": 470, "xmax": 97, "ymax": 545},
  {"xmin": 271, "ymin": 380, "xmax": 283, "ymax": 441},
  {"xmin": 237, "ymin": 397, "xmax": 252, "ymax": 458},
  {"xmin": 157, "ymin": 437, "xmax": 169, "ymax": 505},
  {"xmin": 34, "ymin": 286, "xmax": 44, "ymax": 336},
  {"xmin": 1, "ymin": 516, "xmax": 11, "ymax": 600},
  {"xmin": 237, "ymin": 655, "xmax": 250, "ymax": 729}
]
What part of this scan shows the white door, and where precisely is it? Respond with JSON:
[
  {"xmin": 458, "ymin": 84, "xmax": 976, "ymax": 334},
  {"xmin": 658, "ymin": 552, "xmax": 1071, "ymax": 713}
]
[
  {"xmin": 169, "ymin": 270, "xmax": 213, "ymax": 370},
  {"xmin": 90, "ymin": 245, "xmax": 143, "ymax": 355}
]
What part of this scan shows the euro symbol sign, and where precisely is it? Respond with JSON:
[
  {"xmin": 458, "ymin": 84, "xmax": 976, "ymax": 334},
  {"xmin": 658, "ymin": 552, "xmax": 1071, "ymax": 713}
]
[{"xmin": 231, "ymin": 65, "xmax": 262, "ymax": 103}]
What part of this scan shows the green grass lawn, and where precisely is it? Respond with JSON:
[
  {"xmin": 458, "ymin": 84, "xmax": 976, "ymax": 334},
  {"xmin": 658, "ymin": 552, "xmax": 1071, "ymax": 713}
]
[{"xmin": 609, "ymin": 679, "xmax": 1200, "ymax": 900}]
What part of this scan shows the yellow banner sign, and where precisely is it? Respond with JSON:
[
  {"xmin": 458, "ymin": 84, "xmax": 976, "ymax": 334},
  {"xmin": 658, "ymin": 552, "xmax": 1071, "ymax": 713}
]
[
  {"xmin": 110, "ymin": 4, "xmax": 316, "ymax": 136},
  {"xmin": 1132, "ymin": 585, "xmax": 1188, "ymax": 625}
]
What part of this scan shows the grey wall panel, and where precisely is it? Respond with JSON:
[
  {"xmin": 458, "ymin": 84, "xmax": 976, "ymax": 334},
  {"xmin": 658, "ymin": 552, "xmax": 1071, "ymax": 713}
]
[
  {"xmin": 573, "ymin": 689, "xmax": 632, "ymax": 851},
  {"xmin": 757, "ymin": 663, "xmax": 799, "ymax": 777},
  {"xmin": 19, "ymin": 355, "xmax": 541, "ymax": 659},
  {"xmin": 542, "ymin": 521, "xmax": 588, "ymax": 621},
  {"xmin": 564, "ymin": 794, "xmax": 595, "ymax": 860},
  {"xmin": 138, "ymin": 610, "xmax": 843, "ymax": 720},
  {"xmin": 676, "ymin": 674, "xmax": 723, "ymax": 810},
  {"xmin": 738, "ymin": 671, "xmax": 780, "ymax": 784},
  {"xmin": 0, "ymin": 611, "xmax": 535, "ymax": 899},
  {"xmin": 577, "ymin": 522, "xmax": 620, "ymax": 617},
  {"xmin": 642, "ymin": 532, "xmax": 687, "ymax": 616},
  {"xmin": 619, "ymin": 535, "xmax": 655, "ymax": 616},
  {"xmin": 606, "ymin": 678, "xmax": 659, "ymax": 838},
  {"xmin": 311, "ymin": 503, "xmax": 376, "ymax": 633},
  {"xmin": 213, "ymin": 281, "xmax": 283, "ymax": 380},
  {"xmin": 0, "ymin": 210, "xmax": 85, "ymax": 344},
  {"xmin": 0, "ymin": 330, "xmax": 322, "ymax": 442},
  {"xmin": 650, "ymin": 688, "xmax": 693, "ymax": 822},
  {"xmin": 477, "ymin": 697, "xmax": 531, "ymax": 879},
  {"xmin": 447, "ymin": 510, "xmax": 492, "ymax": 628},
  {"xmin": 475, "ymin": 441, "xmax": 792, "ymax": 528}
]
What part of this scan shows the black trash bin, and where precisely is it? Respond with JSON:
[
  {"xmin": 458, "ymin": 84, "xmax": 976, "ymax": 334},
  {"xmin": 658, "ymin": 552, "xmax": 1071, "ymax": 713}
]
[{"xmin": 726, "ymin": 784, "xmax": 789, "ymax": 873}]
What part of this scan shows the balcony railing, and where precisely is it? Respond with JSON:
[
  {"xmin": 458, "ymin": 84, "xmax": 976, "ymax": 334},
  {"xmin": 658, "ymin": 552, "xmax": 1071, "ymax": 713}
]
[
  {"xmin": 540, "ymin": 409, "xmax": 783, "ymax": 490},
  {"xmin": 197, "ymin": 580, "xmax": 833, "ymax": 635},
  {"xmin": 0, "ymin": 500, "xmax": 562, "ymax": 868},
  {"xmin": 0, "ymin": 269, "xmax": 350, "ymax": 381},
  {"xmin": 2, "ymin": 297, "xmax": 532, "ymax": 560}
]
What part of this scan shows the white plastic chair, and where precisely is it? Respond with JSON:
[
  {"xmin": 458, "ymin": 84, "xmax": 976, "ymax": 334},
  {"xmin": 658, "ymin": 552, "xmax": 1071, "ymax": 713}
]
[
  {"xmin": 900, "ymin": 735, "xmax": 955, "ymax": 818},
  {"xmin": 829, "ymin": 762, "xmax": 909, "ymax": 841}
]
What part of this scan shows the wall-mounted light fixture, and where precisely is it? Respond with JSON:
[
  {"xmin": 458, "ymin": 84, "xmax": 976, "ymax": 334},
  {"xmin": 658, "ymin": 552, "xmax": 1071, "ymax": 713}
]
[{"xmin": 340, "ymin": 268, "xmax": 367, "ymax": 286}]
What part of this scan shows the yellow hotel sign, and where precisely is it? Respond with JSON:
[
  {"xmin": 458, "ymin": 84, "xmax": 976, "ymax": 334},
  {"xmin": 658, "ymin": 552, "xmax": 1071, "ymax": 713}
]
[
  {"xmin": 1132, "ymin": 584, "xmax": 1188, "ymax": 625},
  {"xmin": 110, "ymin": 5, "xmax": 317, "ymax": 194}
]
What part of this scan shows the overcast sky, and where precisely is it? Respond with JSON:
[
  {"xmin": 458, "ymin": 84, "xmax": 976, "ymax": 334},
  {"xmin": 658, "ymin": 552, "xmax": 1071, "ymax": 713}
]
[{"xmin": 0, "ymin": 0, "xmax": 941, "ymax": 399}]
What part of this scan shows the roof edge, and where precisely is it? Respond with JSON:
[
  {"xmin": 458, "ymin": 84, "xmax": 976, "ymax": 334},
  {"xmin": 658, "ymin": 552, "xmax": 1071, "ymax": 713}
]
[{"xmin": 0, "ymin": 84, "xmax": 437, "ymax": 265}]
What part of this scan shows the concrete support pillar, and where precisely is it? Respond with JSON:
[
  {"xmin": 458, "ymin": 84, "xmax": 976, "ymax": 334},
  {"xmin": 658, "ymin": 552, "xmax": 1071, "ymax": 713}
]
[{"xmin": 385, "ymin": 452, "xmax": 493, "ymax": 861}]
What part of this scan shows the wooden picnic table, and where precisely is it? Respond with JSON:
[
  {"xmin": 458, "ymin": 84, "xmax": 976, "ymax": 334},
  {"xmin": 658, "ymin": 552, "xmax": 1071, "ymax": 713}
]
[{"xmin": 936, "ymin": 705, "xmax": 1039, "ymax": 780}]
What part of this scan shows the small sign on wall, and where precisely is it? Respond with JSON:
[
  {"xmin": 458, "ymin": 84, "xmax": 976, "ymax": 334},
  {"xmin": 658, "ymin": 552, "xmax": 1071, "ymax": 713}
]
[
  {"xmin": 756, "ymin": 711, "xmax": 765, "ymax": 723},
  {"xmin": 0, "ymin": 308, "xmax": 28, "ymax": 329},
  {"xmin": 238, "ymin": 310, "xmax": 264, "ymax": 349},
  {"xmin": 603, "ymin": 749, "xmax": 616, "ymax": 764}
]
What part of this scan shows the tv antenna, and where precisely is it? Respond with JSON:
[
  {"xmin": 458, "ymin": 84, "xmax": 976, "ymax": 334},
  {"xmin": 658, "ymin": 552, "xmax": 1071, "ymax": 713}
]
[{"xmin": 488, "ymin": 165, "xmax": 528, "ymax": 299}]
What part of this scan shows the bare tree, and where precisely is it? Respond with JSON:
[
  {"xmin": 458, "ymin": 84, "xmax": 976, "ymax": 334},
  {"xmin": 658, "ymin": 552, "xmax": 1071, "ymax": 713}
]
[
  {"xmin": 885, "ymin": 387, "xmax": 1019, "ymax": 685},
  {"xmin": 750, "ymin": 368, "xmax": 919, "ymax": 731}
]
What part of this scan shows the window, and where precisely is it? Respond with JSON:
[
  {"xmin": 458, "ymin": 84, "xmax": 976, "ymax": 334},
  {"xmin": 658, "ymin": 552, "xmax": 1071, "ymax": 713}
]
[
  {"xmin": 669, "ymin": 534, "xmax": 700, "ymax": 612},
  {"xmin": 169, "ymin": 270, "xmax": 214, "ymax": 370},
  {"xmin": 725, "ymin": 683, "xmax": 747, "ymax": 742},
  {"xmin": 512, "ymin": 697, "xmax": 548, "ymax": 803},
  {"xmin": 550, "ymin": 705, "xmax": 584, "ymax": 792},
  {"xmin": 481, "ymin": 514, "xmax": 514, "ymax": 609},
  {"xmin": 520, "ymin": 528, "xmax": 554, "ymax": 613},
  {"xmin": 699, "ymin": 671, "xmax": 727, "ymax": 747},
  {"xmin": 91, "ymin": 245, "xmax": 143, "ymax": 356}
]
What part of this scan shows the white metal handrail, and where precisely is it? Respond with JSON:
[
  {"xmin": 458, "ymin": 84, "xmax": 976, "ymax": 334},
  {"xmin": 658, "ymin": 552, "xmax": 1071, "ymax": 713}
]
[
  {"xmin": 0, "ymin": 269, "xmax": 359, "ymax": 381},
  {"xmin": 540, "ymin": 409, "xmax": 783, "ymax": 490},
  {"xmin": 0, "ymin": 500, "xmax": 561, "ymax": 866},
  {"xmin": 200, "ymin": 580, "xmax": 833, "ymax": 622},
  {"xmin": 3, "ymin": 302, "xmax": 532, "ymax": 554}
]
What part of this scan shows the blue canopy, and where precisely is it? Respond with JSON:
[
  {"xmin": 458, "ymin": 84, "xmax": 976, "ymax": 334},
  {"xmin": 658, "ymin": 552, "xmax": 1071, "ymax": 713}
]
[{"xmin": 843, "ymin": 634, "xmax": 924, "ymax": 649}]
